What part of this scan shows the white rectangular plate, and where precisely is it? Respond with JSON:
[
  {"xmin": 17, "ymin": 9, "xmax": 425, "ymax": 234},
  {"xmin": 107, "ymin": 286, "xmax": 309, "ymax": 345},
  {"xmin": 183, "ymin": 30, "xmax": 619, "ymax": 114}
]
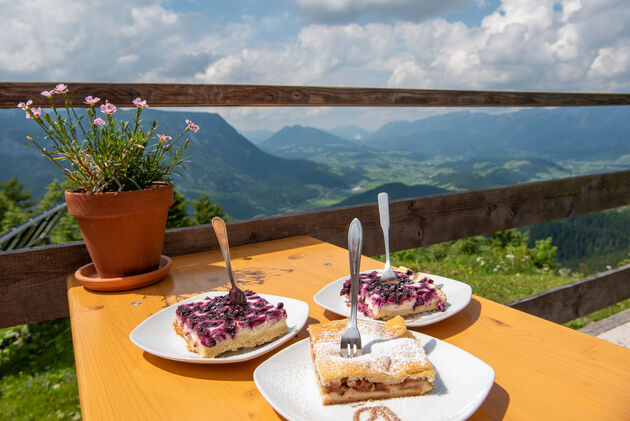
[
  {"xmin": 254, "ymin": 332, "xmax": 494, "ymax": 421},
  {"xmin": 129, "ymin": 292, "xmax": 309, "ymax": 364},
  {"xmin": 314, "ymin": 269, "xmax": 472, "ymax": 326}
]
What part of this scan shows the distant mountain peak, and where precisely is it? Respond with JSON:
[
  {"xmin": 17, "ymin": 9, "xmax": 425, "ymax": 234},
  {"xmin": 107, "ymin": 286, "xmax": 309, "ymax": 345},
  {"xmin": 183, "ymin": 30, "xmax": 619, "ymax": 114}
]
[{"xmin": 259, "ymin": 124, "xmax": 367, "ymax": 159}]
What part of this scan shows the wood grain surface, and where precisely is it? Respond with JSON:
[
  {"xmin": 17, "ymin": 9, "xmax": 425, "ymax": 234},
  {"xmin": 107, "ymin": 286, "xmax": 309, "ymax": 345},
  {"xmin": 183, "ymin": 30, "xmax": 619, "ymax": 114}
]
[
  {"xmin": 67, "ymin": 236, "xmax": 630, "ymax": 421},
  {"xmin": 2, "ymin": 169, "xmax": 630, "ymax": 328},
  {"xmin": 2, "ymin": 82, "xmax": 630, "ymax": 108},
  {"xmin": 508, "ymin": 264, "xmax": 630, "ymax": 323}
]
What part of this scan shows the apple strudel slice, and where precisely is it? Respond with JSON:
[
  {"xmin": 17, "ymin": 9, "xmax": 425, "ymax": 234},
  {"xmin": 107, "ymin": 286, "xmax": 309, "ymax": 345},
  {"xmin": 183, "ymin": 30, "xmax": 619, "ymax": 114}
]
[{"xmin": 308, "ymin": 316, "xmax": 435, "ymax": 405}]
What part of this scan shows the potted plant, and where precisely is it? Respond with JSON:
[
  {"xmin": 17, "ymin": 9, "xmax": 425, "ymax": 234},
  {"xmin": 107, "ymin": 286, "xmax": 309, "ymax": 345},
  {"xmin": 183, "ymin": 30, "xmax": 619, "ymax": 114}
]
[{"xmin": 18, "ymin": 84, "xmax": 199, "ymax": 290}]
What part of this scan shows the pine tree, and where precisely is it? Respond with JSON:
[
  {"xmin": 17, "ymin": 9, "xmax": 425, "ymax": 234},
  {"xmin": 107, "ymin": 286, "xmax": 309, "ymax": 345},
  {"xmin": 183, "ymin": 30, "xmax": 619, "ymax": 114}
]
[
  {"xmin": 0, "ymin": 177, "xmax": 35, "ymax": 209},
  {"xmin": 166, "ymin": 190, "xmax": 194, "ymax": 228},
  {"xmin": 193, "ymin": 192, "xmax": 231, "ymax": 224}
]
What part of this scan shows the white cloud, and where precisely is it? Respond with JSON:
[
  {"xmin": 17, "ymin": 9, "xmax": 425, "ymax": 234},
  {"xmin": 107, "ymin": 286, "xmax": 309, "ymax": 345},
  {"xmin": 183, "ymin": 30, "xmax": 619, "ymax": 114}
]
[
  {"xmin": 0, "ymin": 0, "xmax": 205, "ymax": 81},
  {"xmin": 589, "ymin": 46, "xmax": 630, "ymax": 78},
  {"xmin": 1, "ymin": 0, "xmax": 629, "ymax": 131}
]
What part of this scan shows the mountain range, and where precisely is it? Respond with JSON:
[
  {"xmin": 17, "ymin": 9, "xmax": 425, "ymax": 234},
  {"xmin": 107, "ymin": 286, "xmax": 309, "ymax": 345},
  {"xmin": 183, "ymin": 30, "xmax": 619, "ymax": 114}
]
[
  {"xmin": 332, "ymin": 182, "xmax": 449, "ymax": 207},
  {"xmin": 0, "ymin": 109, "xmax": 349, "ymax": 219},
  {"xmin": 1, "ymin": 105, "xmax": 628, "ymax": 220},
  {"xmin": 358, "ymin": 107, "xmax": 630, "ymax": 160}
]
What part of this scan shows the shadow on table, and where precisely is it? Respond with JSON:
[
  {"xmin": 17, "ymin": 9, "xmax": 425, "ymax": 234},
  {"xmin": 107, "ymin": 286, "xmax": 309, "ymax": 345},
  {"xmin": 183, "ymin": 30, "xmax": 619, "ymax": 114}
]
[
  {"xmin": 141, "ymin": 316, "xmax": 321, "ymax": 382},
  {"xmin": 417, "ymin": 297, "xmax": 482, "ymax": 339},
  {"xmin": 474, "ymin": 382, "xmax": 510, "ymax": 420}
]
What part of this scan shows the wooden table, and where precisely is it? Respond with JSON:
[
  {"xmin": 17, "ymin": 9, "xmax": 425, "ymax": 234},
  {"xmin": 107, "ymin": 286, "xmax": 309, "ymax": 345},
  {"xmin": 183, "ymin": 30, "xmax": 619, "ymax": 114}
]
[{"xmin": 67, "ymin": 236, "xmax": 630, "ymax": 420}]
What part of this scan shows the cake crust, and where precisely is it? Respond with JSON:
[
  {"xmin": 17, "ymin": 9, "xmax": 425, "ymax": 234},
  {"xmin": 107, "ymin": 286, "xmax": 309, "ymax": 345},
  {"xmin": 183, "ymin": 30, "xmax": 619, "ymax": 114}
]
[{"xmin": 308, "ymin": 316, "xmax": 435, "ymax": 405}]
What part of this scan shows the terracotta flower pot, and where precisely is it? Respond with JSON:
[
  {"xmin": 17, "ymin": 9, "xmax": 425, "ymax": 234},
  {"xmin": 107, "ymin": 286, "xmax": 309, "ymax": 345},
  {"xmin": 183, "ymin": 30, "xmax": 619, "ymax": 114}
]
[{"xmin": 65, "ymin": 184, "xmax": 174, "ymax": 279}]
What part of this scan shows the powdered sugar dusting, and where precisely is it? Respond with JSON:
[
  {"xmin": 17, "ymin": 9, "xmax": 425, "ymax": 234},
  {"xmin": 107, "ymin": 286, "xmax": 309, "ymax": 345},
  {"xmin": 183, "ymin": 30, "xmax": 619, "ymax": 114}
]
[{"xmin": 313, "ymin": 319, "xmax": 430, "ymax": 378}]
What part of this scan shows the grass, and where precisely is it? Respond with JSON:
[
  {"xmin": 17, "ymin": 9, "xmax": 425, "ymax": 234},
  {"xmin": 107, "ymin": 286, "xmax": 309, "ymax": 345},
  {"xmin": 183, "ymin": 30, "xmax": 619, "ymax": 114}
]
[
  {"xmin": 0, "ymin": 318, "xmax": 81, "ymax": 420},
  {"xmin": 376, "ymin": 232, "xmax": 629, "ymax": 331},
  {"xmin": 378, "ymin": 232, "xmax": 580, "ymax": 305}
]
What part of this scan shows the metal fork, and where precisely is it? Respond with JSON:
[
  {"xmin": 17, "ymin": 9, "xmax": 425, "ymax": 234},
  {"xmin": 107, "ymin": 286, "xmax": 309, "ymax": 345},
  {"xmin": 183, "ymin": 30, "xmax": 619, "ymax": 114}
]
[
  {"xmin": 211, "ymin": 217, "xmax": 247, "ymax": 306},
  {"xmin": 378, "ymin": 192, "xmax": 397, "ymax": 283},
  {"xmin": 340, "ymin": 218, "xmax": 363, "ymax": 358}
]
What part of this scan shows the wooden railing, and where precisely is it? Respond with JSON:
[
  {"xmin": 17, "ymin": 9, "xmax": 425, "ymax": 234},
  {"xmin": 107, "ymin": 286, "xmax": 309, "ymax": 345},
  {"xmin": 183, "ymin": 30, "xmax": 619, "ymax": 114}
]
[
  {"xmin": 1, "ymin": 83, "xmax": 629, "ymax": 328},
  {"xmin": 0, "ymin": 203, "xmax": 67, "ymax": 251}
]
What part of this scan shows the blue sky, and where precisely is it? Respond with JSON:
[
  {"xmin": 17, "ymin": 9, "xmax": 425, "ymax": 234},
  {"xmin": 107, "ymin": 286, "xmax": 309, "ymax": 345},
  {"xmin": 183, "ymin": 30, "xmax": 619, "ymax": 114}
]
[{"xmin": 1, "ymin": 0, "xmax": 629, "ymax": 132}]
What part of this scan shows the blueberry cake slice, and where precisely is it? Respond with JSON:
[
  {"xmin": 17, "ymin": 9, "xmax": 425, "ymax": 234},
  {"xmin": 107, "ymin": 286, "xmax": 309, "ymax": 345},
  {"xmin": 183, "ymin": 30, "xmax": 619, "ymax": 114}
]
[
  {"xmin": 174, "ymin": 290, "xmax": 288, "ymax": 358},
  {"xmin": 340, "ymin": 268, "xmax": 446, "ymax": 320},
  {"xmin": 308, "ymin": 316, "xmax": 435, "ymax": 405}
]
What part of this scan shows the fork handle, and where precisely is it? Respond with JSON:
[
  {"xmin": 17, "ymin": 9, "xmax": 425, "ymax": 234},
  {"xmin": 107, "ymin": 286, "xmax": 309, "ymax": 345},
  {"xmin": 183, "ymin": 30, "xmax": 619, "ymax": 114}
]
[
  {"xmin": 378, "ymin": 192, "xmax": 391, "ymax": 268},
  {"xmin": 348, "ymin": 218, "xmax": 363, "ymax": 324},
  {"xmin": 211, "ymin": 217, "xmax": 237, "ymax": 288}
]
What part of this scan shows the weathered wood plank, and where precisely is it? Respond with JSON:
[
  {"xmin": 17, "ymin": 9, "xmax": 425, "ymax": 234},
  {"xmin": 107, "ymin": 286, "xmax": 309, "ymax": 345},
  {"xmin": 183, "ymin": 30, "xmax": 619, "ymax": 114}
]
[
  {"xmin": 1, "ymin": 170, "xmax": 629, "ymax": 327},
  {"xmin": 0, "ymin": 242, "xmax": 89, "ymax": 327},
  {"xmin": 161, "ymin": 169, "xmax": 630, "ymax": 257},
  {"xmin": 2, "ymin": 82, "xmax": 630, "ymax": 108},
  {"xmin": 508, "ymin": 264, "xmax": 630, "ymax": 324}
]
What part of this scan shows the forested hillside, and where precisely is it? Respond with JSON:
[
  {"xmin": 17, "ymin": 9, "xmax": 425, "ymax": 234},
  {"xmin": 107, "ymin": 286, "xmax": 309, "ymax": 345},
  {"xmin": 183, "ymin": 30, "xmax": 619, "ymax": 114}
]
[{"xmin": 527, "ymin": 208, "xmax": 630, "ymax": 273}]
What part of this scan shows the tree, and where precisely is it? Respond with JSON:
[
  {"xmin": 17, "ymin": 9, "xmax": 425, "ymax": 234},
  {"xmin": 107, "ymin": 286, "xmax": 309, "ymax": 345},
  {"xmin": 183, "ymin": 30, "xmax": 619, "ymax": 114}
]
[
  {"xmin": 489, "ymin": 229, "xmax": 527, "ymax": 248},
  {"xmin": 1, "ymin": 200, "xmax": 30, "ymax": 232},
  {"xmin": 0, "ymin": 178, "xmax": 36, "ymax": 233},
  {"xmin": 166, "ymin": 190, "xmax": 193, "ymax": 228},
  {"xmin": 0, "ymin": 177, "xmax": 35, "ymax": 209},
  {"xmin": 35, "ymin": 179, "xmax": 65, "ymax": 213},
  {"xmin": 193, "ymin": 192, "xmax": 231, "ymax": 224}
]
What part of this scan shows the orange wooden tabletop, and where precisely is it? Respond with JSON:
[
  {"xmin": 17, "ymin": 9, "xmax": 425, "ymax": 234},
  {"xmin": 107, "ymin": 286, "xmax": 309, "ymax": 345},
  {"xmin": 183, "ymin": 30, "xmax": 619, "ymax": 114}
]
[{"xmin": 67, "ymin": 235, "xmax": 630, "ymax": 421}]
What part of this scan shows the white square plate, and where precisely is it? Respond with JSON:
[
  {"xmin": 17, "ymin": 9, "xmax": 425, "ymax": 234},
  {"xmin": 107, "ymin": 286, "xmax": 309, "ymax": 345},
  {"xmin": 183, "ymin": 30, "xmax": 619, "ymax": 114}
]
[
  {"xmin": 129, "ymin": 292, "xmax": 309, "ymax": 364},
  {"xmin": 254, "ymin": 331, "xmax": 494, "ymax": 421},
  {"xmin": 314, "ymin": 269, "xmax": 472, "ymax": 327}
]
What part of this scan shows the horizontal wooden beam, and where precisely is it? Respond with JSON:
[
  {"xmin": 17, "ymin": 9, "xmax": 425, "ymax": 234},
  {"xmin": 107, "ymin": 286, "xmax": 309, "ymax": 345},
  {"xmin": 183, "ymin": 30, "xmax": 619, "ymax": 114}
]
[
  {"xmin": 507, "ymin": 264, "xmax": 630, "ymax": 324},
  {"xmin": 1, "ymin": 169, "xmax": 629, "ymax": 328},
  {"xmin": 162, "ymin": 169, "xmax": 630, "ymax": 258},
  {"xmin": 2, "ymin": 82, "xmax": 630, "ymax": 109}
]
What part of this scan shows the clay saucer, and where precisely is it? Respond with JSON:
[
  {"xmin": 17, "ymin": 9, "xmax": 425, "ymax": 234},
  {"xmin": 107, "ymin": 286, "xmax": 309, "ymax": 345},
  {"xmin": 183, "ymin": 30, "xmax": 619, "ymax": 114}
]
[{"xmin": 75, "ymin": 255, "xmax": 172, "ymax": 292}]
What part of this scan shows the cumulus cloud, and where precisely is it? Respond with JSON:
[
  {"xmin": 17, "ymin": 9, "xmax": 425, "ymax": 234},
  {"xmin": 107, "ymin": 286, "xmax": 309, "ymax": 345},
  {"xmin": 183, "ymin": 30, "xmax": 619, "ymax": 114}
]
[
  {"xmin": 196, "ymin": 0, "xmax": 630, "ymax": 94},
  {"xmin": 196, "ymin": 0, "xmax": 630, "ymax": 129},
  {"xmin": 0, "ymin": 0, "xmax": 212, "ymax": 82},
  {"xmin": 2, "ymin": 0, "xmax": 629, "ymax": 130},
  {"xmin": 295, "ymin": 0, "xmax": 473, "ymax": 24}
]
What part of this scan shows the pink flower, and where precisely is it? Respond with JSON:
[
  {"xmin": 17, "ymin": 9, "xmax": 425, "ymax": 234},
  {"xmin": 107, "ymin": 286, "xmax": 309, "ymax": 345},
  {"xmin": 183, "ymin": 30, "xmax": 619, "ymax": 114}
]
[
  {"xmin": 132, "ymin": 97, "xmax": 149, "ymax": 109},
  {"xmin": 26, "ymin": 107, "xmax": 42, "ymax": 119},
  {"xmin": 17, "ymin": 100, "xmax": 33, "ymax": 110},
  {"xmin": 84, "ymin": 96, "xmax": 100, "ymax": 105},
  {"xmin": 41, "ymin": 90, "xmax": 54, "ymax": 98},
  {"xmin": 93, "ymin": 117, "xmax": 106, "ymax": 126},
  {"xmin": 185, "ymin": 119, "xmax": 199, "ymax": 133},
  {"xmin": 54, "ymin": 83, "xmax": 68, "ymax": 94},
  {"xmin": 99, "ymin": 102, "xmax": 117, "ymax": 115},
  {"xmin": 157, "ymin": 134, "xmax": 172, "ymax": 143}
]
